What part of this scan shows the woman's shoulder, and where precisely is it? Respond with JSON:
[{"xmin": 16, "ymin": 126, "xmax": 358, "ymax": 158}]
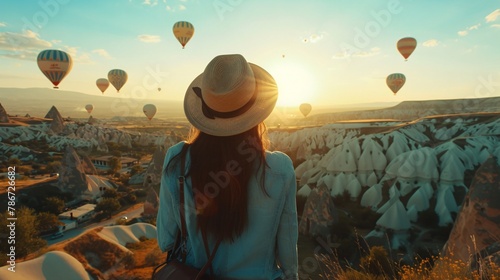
[
  {"xmin": 164, "ymin": 141, "xmax": 187, "ymax": 163},
  {"xmin": 265, "ymin": 150, "xmax": 294, "ymax": 174},
  {"xmin": 166, "ymin": 141, "xmax": 187, "ymax": 153}
]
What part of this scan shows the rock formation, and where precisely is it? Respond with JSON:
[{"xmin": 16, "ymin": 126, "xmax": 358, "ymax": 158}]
[
  {"xmin": 143, "ymin": 146, "xmax": 166, "ymax": 188},
  {"xmin": 81, "ymin": 154, "xmax": 98, "ymax": 175},
  {"xmin": 57, "ymin": 145, "xmax": 89, "ymax": 199},
  {"xmin": 45, "ymin": 106, "xmax": 64, "ymax": 134},
  {"xmin": 299, "ymin": 184, "xmax": 338, "ymax": 240},
  {"xmin": 443, "ymin": 155, "xmax": 500, "ymax": 262},
  {"xmin": 0, "ymin": 103, "xmax": 10, "ymax": 123},
  {"xmin": 45, "ymin": 105, "xmax": 63, "ymax": 120},
  {"xmin": 143, "ymin": 188, "xmax": 160, "ymax": 217}
]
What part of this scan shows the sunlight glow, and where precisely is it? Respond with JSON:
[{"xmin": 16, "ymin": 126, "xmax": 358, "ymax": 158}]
[{"xmin": 268, "ymin": 61, "xmax": 317, "ymax": 107}]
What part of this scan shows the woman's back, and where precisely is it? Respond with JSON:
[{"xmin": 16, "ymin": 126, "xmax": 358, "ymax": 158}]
[{"xmin": 157, "ymin": 141, "xmax": 298, "ymax": 279}]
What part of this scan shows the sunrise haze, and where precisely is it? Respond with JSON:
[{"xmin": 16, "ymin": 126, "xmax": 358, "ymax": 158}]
[{"xmin": 0, "ymin": 0, "xmax": 499, "ymax": 111}]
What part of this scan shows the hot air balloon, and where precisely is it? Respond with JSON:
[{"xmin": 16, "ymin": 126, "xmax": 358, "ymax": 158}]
[
  {"xmin": 173, "ymin": 21, "xmax": 194, "ymax": 49},
  {"xmin": 96, "ymin": 78, "xmax": 109, "ymax": 94},
  {"xmin": 37, "ymin": 49, "xmax": 73, "ymax": 89},
  {"xmin": 108, "ymin": 69, "xmax": 128, "ymax": 92},
  {"xmin": 386, "ymin": 73, "xmax": 406, "ymax": 95},
  {"xmin": 143, "ymin": 104, "xmax": 157, "ymax": 120},
  {"xmin": 299, "ymin": 103, "xmax": 312, "ymax": 117},
  {"xmin": 397, "ymin": 37, "xmax": 417, "ymax": 61},
  {"xmin": 85, "ymin": 104, "xmax": 93, "ymax": 114},
  {"xmin": 158, "ymin": 87, "xmax": 161, "ymax": 92}
]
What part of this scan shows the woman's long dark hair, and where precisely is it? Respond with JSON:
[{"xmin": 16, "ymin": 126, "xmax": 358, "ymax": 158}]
[{"xmin": 166, "ymin": 123, "xmax": 269, "ymax": 242}]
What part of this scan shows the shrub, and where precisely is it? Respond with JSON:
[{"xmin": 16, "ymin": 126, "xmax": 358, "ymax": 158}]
[
  {"xmin": 351, "ymin": 207, "xmax": 381, "ymax": 229},
  {"xmin": 95, "ymin": 198, "xmax": 121, "ymax": 218},
  {"xmin": 99, "ymin": 251, "xmax": 117, "ymax": 271},
  {"xmin": 102, "ymin": 188, "xmax": 119, "ymax": 199},
  {"xmin": 125, "ymin": 242, "xmax": 142, "ymax": 250},
  {"xmin": 120, "ymin": 253, "xmax": 136, "ymax": 267},
  {"xmin": 125, "ymin": 193, "xmax": 137, "ymax": 204},
  {"xmin": 332, "ymin": 217, "xmax": 354, "ymax": 240},
  {"xmin": 332, "ymin": 190, "xmax": 352, "ymax": 208},
  {"xmin": 145, "ymin": 248, "xmax": 163, "ymax": 266},
  {"xmin": 360, "ymin": 246, "xmax": 396, "ymax": 278},
  {"xmin": 134, "ymin": 189, "xmax": 147, "ymax": 197},
  {"xmin": 417, "ymin": 208, "xmax": 440, "ymax": 228}
]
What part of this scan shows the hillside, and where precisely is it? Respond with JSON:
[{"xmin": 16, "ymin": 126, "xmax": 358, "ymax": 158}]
[
  {"xmin": 0, "ymin": 223, "xmax": 162, "ymax": 280},
  {"xmin": 310, "ymin": 96, "xmax": 500, "ymax": 124},
  {"xmin": 0, "ymin": 87, "xmax": 185, "ymax": 119}
]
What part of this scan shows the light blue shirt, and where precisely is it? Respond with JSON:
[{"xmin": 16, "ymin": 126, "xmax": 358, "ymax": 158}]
[{"xmin": 157, "ymin": 141, "xmax": 299, "ymax": 280}]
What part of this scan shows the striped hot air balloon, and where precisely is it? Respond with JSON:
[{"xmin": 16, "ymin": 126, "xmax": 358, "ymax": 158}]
[
  {"xmin": 397, "ymin": 37, "xmax": 417, "ymax": 61},
  {"xmin": 173, "ymin": 21, "xmax": 194, "ymax": 49},
  {"xmin": 386, "ymin": 73, "xmax": 406, "ymax": 95},
  {"xmin": 108, "ymin": 69, "xmax": 128, "ymax": 92},
  {"xmin": 96, "ymin": 78, "xmax": 109, "ymax": 94},
  {"xmin": 37, "ymin": 49, "xmax": 73, "ymax": 89}
]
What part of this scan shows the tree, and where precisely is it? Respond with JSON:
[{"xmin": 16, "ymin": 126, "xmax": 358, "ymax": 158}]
[
  {"xmin": 102, "ymin": 188, "xmax": 118, "ymax": 199},
  {"xmin": 36, "ymin": 212, "xmax": 62, "ymax": 234},
  {"xmin": 108, "ymin": 157, "xmax": 122, "ymax": 174},
  {"xmin": 7, "ymin": 157, "xmax": 22, "ymax": 166},
  {"xmin": 95, "ymin": 198, "xmax": 121, "ymax": 218},
  {"xmin": 44, "ymin": 197, "xmax": 65, "ymax": 215},
  {"xmin": 125, "ymin": 193, "xmax": 137, "ymax": 204},
  {"xmin": 45, "ymin": 161, "xmax": 62, "ymax": 174},
  {"xmin": 0, "ymin": 207, "xmax": 47, "ymax": 259},
  {"xmin": 32, "ymin": 163, "xmax": 42, "ymax": 172}
]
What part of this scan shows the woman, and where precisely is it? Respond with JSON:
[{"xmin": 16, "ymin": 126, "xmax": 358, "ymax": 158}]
[{"xmin": 157, "ymin": 54, "xmax": 298, "ymax": 280}]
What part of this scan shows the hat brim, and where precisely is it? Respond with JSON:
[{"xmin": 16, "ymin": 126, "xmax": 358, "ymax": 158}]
[{"xmin": 184, "ymin": 63, "xmax": 278, "ymax": 136}]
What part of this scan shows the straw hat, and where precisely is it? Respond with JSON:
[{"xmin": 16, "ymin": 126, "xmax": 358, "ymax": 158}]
[{"xmin": 184, "ymin": 54, "xmax": 278, "ymax": 136}]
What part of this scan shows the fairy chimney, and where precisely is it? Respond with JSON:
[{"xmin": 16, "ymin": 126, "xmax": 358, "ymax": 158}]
[
  {"xmin": 0, "ymin": 103, "xmax": 10, "ymax": 123},
  {"xmin": 443, "ymin": 155, "xmax": 500, "ymax": 262}
]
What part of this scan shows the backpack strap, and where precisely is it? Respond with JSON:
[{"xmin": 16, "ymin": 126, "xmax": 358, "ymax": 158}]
[{"xmin": 178, "ymin": 143, "xmax": 190, "ymax": 263}]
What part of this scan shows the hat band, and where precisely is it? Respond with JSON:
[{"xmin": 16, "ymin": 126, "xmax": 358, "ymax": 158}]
[{"xmin": 192, "ymin": 87, "xmax": 257, "ymax": 120}]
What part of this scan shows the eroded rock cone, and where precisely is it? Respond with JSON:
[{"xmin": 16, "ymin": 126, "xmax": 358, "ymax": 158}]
[
  {"xmin": 443, "ymin": 155, "xmax": 500, "ymax": 262},
  {"xmin": 0, "ymin": 103, "xmax": 10, "ymax": 123},
  {"xmin": 57, "ymin": 145, "xmax": 88, "ymax": 198}
]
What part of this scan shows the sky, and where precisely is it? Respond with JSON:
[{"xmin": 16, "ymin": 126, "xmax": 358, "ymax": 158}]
[{"xmin": 0, "ymin": 0, "xmax": 499, "ymax": 110}]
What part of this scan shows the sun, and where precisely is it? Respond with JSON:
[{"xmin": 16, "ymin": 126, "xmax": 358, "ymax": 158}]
[{"xmin": 267, "ymin": 60, "xmax": 317, "ymax": 107}]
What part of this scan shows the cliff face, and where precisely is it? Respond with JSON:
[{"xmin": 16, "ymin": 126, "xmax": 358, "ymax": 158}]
[{"xmin": 443, "ymin": 155, "xmax": 500, "ymax": 261}]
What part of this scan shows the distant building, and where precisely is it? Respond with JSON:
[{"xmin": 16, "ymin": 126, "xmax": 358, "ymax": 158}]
[
  {"xmin": 58, "ymin": 219, "xmax": 77, "ymax": 232},
  {"xmin": 91, "ymin": 156, "xmax": 138, "ymax": 170},
  {"xmin": 58, "ymin": 203, "xmax": 97, "ymax": 224},
  {"xmin": 81, "ymin": 175, "xmax": 117, "ymax": 201}
]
